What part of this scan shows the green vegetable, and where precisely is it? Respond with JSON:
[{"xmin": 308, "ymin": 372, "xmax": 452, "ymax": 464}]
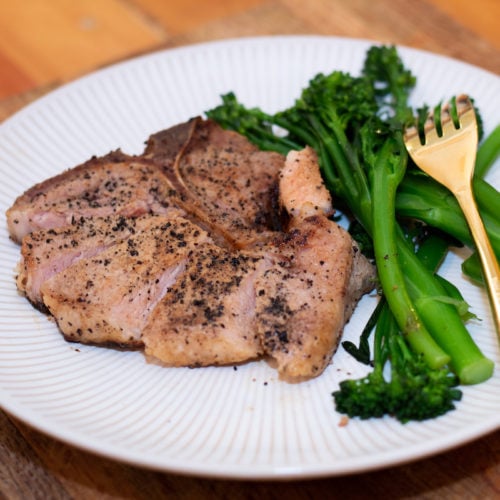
[
  {"xmin": 366, "ymin": 130, "xmax": 449, "ymax": 368},
  {"xmin": 333, "ymin": 300, "xmax": 462, "ymax": 423},
  {"xmin": 342, "ymin": 297, "xmax": 384, "ymax": 365},
  {"xmin": 396, "ymin": 172, "xmax": 500, "ymax": 278},
  {"xmin": 475, "ymin": 124, "xmax": 500, "ymax": 178},
  {"xmin": 206, "ymin": 44, "xmax": 497, "ymax": 419}
]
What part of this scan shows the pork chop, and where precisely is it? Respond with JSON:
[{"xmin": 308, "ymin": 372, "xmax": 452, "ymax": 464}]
[
  {"xmin": 17, "ymin": 214, "xmax": 184, "ymax": 310},
  {"xmin": 142, "ymin": 243, "xmax": 266, "ymax": 367},
  {"xmin": 6, "ymin": 151, "xmax": 176, "ymax": 244},
  {"xmin": 143, "ymin": 147, "xmax": 374, "ymax": 378},
  {"xmin": 7, "ymin": 119, "xmax": 376, "ymax": 381},
  {"xmin": 40, "ymin": 214, "xmax": 209, "ymax": 347},
  {"xmin": 254, "ymin": 147, "xmax": 375, "ymax": 380}
]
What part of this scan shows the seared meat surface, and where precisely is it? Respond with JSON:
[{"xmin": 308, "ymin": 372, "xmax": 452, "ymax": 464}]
[
  {"xmin": 6, "ymin": 151, "xmax": 176, "ymax": 244},
  {"xmin": 145, "ymin": 117, "xmax": 283, "ymax": 248},
  {"xmin": 17, "ymin": 214, "xmax": 168, "ymax": 310},
  {"xmin": 7, "ymin": 118, "xmax": 375, "ymax": 380},
  {"xmin": 279, "ymin": 147, "xmax": 334, "ymax": 219},
  {"xmin": 255, "ymin": 147, "xmax": 373, "ymax": 380},
  {"xmin": 142, "ymin": 240, "xmax": 267, "ymax": 367},
  {"xmin": 255, "ymin": 216, "xmax": 358, "ymax": 380},
  {"xmin": 41, "ymin": 215, "xmax": 207, "ymax": 347}
]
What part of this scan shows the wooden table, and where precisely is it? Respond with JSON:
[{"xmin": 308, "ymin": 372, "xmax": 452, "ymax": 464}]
[{"xmin": 1, "ymin": 1, "xmax": 499, "ymax": 498}]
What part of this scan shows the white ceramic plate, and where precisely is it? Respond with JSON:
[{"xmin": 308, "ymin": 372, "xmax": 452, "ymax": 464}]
[{"xmin": 0, "ymin": 36, "xmax": 499, "ymax": 480}]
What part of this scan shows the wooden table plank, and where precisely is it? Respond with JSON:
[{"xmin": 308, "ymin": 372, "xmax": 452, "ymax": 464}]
[
  {"xmin": 0, "ymin": 412, "xmax": 70, "ymax": 500},
  {"xmin": 278, "ymin": 0, "xmax": 500, "ymax": 73},
  {"xmin": 133, "ymin": 0, "xmax": 267, "ymax": 35},
  {"xmin": 0, "ymin": 0, "xmax": 164, "ymax": 99},
  {"xmin": 0, "ymin": 51, "xmax": 36, "ymax": 99},
  {"xmin": 430, "ymin": 0, "xmax": 500, "ymax": 49}
]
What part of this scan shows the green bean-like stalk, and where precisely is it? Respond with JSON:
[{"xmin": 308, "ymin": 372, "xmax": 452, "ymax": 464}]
[{"xmin": 367, "ymin": 134, "xmax": 449, "ymax": 368}]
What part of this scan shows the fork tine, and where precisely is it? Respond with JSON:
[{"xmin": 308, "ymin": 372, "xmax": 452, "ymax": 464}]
[
  {"xmin": 440, "ymin": 103, "xmax": 458, "ymax": 137},
  {"xmin": 456, "ymin": 97, "xmax": 477, "ymax": 131},
  {"xmin": 456, "ymin": 94, "xmax": 474, "ymax": 117},
  {"xmin": 411, "ymin": 95, "xmax": 476, "ymax": 147},
  {"xmin": 423, "ymin": 109, "xmax": 442, "ymax": 144},
  {"xmin": 403, "ymin": 124, "xmax": 424, "ymax": 155},
  {"xmin": 453, "ymin": 95, "xmax": 478, "ymax": 135}
]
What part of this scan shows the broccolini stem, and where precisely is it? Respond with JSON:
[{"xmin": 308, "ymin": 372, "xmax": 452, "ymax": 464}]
[
  {"xmin": 475, "ymin": 124, "xmax": 500, "ymax": 178},
  {"xmin": 317, "ymin": 111, "xmax": 373, "ymax": 227},
  {"xmin": 342, "ymin": 297, "xmax": 385, "ymax": 364},
  {"xmin": 396, "ymin": 173, "xmax": 500, "ymax": 260},
  {"xmin": 462, "ymin": 253, "xmax": 483, "ymax": 285},
  {"xmin": 396, "ymin": 233, "xmax": 495, "ymax": 384},
  {"xmin": 415, "ymin": 232, "xmax": 449, "ymax": 272},
  {"xmin": 473, "ymin": 178, "xmax": 500, "ymax": 222},
  {"xmin": 416, "ymin": 232, "xmax": 477, "ymax": 321},
  {"xmin": 373, "ymin": 299, "xmax": 391, "ymax": 371},
  {"xmin": 370, "ymin": 137, "xmax": 450, "ymax": 368}
]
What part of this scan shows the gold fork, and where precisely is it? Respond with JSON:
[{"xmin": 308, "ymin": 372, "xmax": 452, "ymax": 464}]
[{"xmin": 404, "ymin": 94, "xmax": 500, "ymax": 335}]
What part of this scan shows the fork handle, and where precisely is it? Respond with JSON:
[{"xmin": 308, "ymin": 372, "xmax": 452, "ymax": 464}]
[{"xmin": 457, "ymin": 189, "xmax": 500, "ymax": 335}]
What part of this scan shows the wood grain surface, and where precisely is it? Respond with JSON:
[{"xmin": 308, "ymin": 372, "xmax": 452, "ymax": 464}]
[{"xmin": 1, "ymin": 1, "xmax": 499, "ymax": 498}]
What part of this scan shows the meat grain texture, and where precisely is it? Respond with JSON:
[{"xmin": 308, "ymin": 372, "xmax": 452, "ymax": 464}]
[{"xmin": 7, "ymin": 118, "xmax": 375, "ymax": 381}]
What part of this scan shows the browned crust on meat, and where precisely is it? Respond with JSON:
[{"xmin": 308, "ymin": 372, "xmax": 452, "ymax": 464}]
[
  {"xmin": 142, "ymin": 244, "xmax": 266, "ymax": 367},
  {"xmin": 10, "ymin": 150, "xmax": 130, "ymax": 209},
  {"xmin": 6, "ymin": 152, "xmax": 177, "ymax": 244},
  {"xmin": 147, "ymin": 118, "xmax": 284, "ymax": 249},
  {"xmin": 255, "ymin": 216, "xmax": 359, "ymax": 381},
  {"xmin": 143, "ymin": 117, "xmax": 198, "ymax": 165}
]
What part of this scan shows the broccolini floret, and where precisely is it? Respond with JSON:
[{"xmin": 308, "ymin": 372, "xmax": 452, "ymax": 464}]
[{"xmin": 333, "ymin": 301, "xmax": 462, "ymax": 423}]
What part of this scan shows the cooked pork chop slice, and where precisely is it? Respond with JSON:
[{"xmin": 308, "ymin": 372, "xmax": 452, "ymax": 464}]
[
  {"xmin": 255, "ymin": 217, "xmax": 358, "ymax": 380},
  {"xmin": 279, "ymin": 146, "xmax": 334, "ymax": 219},
  {"xmin": 6, "ymin": 151, "xmax": 176, "ymax": 243},
  {"xmin": 146, "ymin": 118, "xmax": 284, "ymax": 248},
  {"xmin": 255, "ymin": 147, "xmax": 375, "ymax": 380},
  {"xmin": 40, "ymin": 215, "xmax": 210, "ymax": 347},
  {"xmin": 142, "ymin": 244, "xmax": 267, "ymax": 367},
  {"xmin": 17, "ymin": 214, "xmax": 175, "ymax": 310}
]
